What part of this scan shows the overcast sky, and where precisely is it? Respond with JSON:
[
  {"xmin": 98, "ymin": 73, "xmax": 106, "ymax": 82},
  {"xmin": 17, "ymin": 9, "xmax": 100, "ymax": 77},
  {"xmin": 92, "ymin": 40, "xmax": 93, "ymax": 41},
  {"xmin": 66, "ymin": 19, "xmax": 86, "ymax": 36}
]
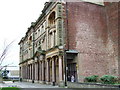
[{"xmin": 0, "ymin": 0, "xmax": 48, "ymax": 70}]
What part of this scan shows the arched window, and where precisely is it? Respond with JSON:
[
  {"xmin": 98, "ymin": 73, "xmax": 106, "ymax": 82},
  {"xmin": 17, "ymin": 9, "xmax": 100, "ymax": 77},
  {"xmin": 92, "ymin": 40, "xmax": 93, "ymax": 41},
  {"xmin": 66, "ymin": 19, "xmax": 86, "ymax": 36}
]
[
  {"xmin": 28, "ymin": 36, "xmax": 32, "ymax": 45},
  {"xmin": 29, "ymin": 36, "xmax": 32, "ymax": 41},
  {"xmin": 48, "ymin": 11, "xmax": 55, "ymax": 27}
]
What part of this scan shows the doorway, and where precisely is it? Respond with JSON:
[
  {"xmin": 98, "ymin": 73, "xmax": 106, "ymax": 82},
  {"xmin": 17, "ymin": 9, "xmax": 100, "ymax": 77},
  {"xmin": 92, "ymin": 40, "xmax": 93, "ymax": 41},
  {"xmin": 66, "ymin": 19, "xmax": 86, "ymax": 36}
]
[{"xmin": 67, "ymin": 61, "xmax": 77, "ymax": 82}]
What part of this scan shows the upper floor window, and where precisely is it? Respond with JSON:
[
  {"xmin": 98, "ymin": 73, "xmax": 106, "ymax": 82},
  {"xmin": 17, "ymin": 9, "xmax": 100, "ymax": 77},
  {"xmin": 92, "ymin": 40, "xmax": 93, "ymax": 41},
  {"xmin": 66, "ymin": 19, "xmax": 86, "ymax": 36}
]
[
  {"xmin": 40, "ymin": 25, "xmax": 45, "ymax": 34},
  {"xmin": 48, "ymin": 11, "xmax": 55, "ymax": 27},
  {"xmin": 39, "ymin": 40, "xmax": 41, "ymax": 45},
  {"xmin": 35, "ymin": 31, "xmax": 37, "ymax": 39},
  {"xmin": 28, "ymin": 36, "xmax": 32, "ymax": 45},
  {"xmin": 42, "ymin": 25, "xmax": 44, "ymax": 32},
  {"xmin": 29, "ymin": 36, "xmax": 32, "ymax": 41}
]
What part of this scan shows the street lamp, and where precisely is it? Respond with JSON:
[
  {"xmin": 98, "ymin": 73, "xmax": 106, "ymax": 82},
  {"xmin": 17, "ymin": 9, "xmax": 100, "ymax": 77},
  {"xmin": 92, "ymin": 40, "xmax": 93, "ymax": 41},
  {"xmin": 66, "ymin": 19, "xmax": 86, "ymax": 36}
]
[{"xmin": 64, "ymin": 49, "xmax": 67, "ymax": 86}]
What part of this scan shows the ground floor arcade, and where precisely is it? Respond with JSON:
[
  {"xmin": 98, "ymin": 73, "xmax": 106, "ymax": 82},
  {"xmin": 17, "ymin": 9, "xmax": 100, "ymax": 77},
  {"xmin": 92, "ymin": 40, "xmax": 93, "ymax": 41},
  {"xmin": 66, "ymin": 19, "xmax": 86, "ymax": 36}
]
[{"xmin": 19, "ymin": 55, "xmax": 64, "ymax": 85}]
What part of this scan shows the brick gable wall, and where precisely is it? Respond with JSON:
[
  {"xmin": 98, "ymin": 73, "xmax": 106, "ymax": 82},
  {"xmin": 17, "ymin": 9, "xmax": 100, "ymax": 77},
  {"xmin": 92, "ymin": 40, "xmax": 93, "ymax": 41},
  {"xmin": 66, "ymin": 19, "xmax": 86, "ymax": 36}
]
[{"xmin": 65, "ymin": 2, "xmax": 119, "ymax": 81}]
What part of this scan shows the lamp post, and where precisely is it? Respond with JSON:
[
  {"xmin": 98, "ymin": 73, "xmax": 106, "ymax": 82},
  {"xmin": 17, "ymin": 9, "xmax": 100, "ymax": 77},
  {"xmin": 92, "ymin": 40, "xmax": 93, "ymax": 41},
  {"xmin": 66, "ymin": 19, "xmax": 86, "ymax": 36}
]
[{"xmin": 64, "ymin": 49, "xmax": 67, "ymax": 86}]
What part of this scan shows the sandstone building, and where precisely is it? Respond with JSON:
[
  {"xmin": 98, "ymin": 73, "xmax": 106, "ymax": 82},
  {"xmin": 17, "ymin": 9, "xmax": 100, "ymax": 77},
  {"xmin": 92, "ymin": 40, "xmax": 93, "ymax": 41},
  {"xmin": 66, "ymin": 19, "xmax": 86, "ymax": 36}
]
[{"xmin": 19, "ymin": 1, "xmax": 119, "ymax": 85}]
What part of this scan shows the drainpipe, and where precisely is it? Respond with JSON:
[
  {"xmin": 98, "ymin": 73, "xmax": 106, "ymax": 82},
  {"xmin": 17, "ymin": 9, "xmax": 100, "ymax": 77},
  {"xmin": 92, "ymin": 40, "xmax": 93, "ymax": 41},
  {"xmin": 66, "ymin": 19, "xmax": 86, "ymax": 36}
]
[
  {"xmin": 64, "ymin": 2, "xmax": 69, "ymax": 86},
  {"xmin": 64, "ymin": 50, "xmax": 67, "ymax": 86}
]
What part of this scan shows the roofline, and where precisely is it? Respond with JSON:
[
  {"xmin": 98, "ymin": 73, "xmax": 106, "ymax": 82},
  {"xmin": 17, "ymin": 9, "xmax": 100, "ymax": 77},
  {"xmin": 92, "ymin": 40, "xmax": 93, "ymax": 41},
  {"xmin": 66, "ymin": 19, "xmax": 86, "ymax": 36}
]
[{"xmin": 18, "ymin": 37, "xmax": 24, "ymax": 45}]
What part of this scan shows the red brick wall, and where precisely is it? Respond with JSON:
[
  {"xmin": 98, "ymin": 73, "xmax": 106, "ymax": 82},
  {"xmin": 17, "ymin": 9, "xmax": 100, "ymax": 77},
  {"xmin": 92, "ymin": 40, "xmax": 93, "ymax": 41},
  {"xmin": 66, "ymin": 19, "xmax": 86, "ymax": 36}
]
[
  {"xmin": 118, "ymin": 2, "xmax": 120, "ymax": 76},
  {"xmin": 65, "ymin": 2, "xmax": 119, "ymax": 82},
  {"xmin": 105, "ymin": 2, "xmax": 119, "ymax": 76}
]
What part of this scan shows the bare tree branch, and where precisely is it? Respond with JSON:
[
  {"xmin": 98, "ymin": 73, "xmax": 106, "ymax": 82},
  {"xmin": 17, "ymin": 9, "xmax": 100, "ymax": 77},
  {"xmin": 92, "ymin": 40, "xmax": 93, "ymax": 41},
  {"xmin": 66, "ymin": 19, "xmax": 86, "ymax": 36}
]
[{"xmin": 0, "ymin": 41, "xmax": 14, "ymax": 66}]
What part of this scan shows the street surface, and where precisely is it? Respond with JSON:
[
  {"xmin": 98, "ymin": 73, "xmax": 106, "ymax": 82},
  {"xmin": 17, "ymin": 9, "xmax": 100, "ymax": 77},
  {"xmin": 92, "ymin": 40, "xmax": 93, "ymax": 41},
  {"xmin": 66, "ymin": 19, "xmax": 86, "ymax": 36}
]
[{"xmin": 0, "ymin": 81, "xmax": 61, "ymax": 88}]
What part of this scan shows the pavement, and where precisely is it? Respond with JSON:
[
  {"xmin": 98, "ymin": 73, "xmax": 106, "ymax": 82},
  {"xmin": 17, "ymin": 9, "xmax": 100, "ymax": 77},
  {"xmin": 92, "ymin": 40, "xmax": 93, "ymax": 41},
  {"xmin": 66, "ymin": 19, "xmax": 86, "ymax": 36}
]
[{"xmin": 0, "ymin": 81, "xmax": 61, "ymax": 88}]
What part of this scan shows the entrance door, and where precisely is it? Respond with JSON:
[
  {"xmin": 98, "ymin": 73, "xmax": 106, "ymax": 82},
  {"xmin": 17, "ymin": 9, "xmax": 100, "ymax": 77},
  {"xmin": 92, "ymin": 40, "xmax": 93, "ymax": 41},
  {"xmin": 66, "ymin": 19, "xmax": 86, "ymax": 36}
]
[{"xmin": 67, "ymin": 62, "xmax": 77, "ymax": 82}]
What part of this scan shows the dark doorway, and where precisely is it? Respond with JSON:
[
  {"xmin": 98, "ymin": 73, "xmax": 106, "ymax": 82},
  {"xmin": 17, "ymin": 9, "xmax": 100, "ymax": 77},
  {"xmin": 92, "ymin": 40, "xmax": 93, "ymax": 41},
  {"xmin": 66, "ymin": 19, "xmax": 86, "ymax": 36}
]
[{"xmin": 67, "ymin": 60, "xmax": 77, "ymax": 82}]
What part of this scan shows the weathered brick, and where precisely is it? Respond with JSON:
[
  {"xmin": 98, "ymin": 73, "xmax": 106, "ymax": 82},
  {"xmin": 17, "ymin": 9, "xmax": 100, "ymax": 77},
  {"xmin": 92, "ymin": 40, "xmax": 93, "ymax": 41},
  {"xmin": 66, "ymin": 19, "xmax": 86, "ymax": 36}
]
[{"xmin": 64, "ymin": 2, "xmax": 119, "ymax": 81}]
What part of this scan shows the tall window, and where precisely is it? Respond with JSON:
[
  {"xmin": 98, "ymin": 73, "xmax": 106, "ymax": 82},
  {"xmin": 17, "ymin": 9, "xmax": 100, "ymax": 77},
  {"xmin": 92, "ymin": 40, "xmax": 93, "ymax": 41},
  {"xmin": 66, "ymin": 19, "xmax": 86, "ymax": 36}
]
[
  {"xmin": 38, "ymin": 29, "xmax": 40, "ymax": 36},
  {"xmin": 49, "ymin": 32, "xmax": 52, "ymax": 48},
  {"xmin": 48, "ymin": 12, "xmax": 55, "ymax": 27},
  {"xmin": 48, "ymin": 11, "xmax": 56, "ymax": 49},
  {"xmin": 29, "ymin": 36, "xmax": 32, "ymax": 45},
  {"xmin": 53, "ymin": 31, "xmax": 56, "ymax": 46}
]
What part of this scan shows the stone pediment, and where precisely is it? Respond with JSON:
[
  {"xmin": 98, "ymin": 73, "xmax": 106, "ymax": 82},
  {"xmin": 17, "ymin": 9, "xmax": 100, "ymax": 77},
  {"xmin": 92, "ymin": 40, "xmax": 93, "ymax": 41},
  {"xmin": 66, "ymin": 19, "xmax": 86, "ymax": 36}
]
[{"xmin": 34, "ymin": 50, "xmax": 46, "ymax": 57}]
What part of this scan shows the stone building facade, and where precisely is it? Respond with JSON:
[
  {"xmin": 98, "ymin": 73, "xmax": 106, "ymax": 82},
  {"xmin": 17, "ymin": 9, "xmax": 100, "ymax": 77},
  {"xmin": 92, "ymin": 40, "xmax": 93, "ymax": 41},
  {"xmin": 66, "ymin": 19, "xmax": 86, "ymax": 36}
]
[{"xmin": 19, "ymin": 1, "xmax": 119, "ymax": 85}]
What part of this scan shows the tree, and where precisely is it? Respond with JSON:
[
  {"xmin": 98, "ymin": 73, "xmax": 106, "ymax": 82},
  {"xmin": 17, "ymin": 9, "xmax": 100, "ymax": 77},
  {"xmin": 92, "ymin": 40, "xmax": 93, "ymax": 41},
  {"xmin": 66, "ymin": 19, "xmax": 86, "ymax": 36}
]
[{"xmin": 0, "ymin": 41, "xmax": 13, "ymax": 82}]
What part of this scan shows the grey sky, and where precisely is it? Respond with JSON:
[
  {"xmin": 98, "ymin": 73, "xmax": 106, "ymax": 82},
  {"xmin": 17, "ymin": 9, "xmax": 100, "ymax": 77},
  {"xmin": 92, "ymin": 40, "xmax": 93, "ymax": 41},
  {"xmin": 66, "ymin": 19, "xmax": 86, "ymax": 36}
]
[{"xmin": 0, "ymin": 0, "xmax": 48, "ymax": 70}]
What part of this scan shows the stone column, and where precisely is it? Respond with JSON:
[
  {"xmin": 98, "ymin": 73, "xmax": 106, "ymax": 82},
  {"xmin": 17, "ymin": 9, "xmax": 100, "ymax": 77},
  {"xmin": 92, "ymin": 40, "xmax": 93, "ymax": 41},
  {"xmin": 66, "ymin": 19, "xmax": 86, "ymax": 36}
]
[
  {"xmin": 24, "ymin": 66, "xmax": 25, "ymax": 79},
  {"xmin": 31, "ymin": 64, "xmax": 32, "ymax": 80},
  {"xmin": 42, "ymin": 61, "xmax": 44, "ymax": 81},
  {"xmin": 39, "ymin": 62, "xmax": 41, "ymax": 81},
  {"xmin": 24, "ymin": 65, "xmax": 26, "ymax": 79},
  {"xmin": 27, "ymin": 65, "xmax": 28, "ymax": 79},
  {"xmin": 29, "ymin": 65, "xmax": 30, "ymax": 80},
  {"xmin": 35, "ymin": 63, "xmax": 37, "ymax": 80},
  {"xmin": 36, "ymin": 63, "xmax": 38, "ymax": 81},
  {"xmin": 50, "ymin": 59, "xmax": 52, "ymax": 82},
  {"xmin": 29, "ymin": 65, "xmax": 31, "ymax": 80},
  {"xmin": 22, "ymin": 66, "xmax": 24, "ymax": 79},
  {"xmin": 31, "ymin": 64, "xmax": 33, "ymax": 80},
  {"xmin": 59, "ymin": 56, "xmax": 63, "ymax": 82},
  {"xmin": 24, "ymin": 65, "xmax": 25, "ymax": 79},
  {"xmin": 52, "ymin": 57, "xmax": 55, "ymax": 82},
  {"xmin": 26, "ymin": 65, "xmax": 27, "ymax": 79},
  {"xmin": 32, "ymin": 63, "xmax": 34, "ymax": 81},
  {"xmin": 28, "ymin": 65, "xmax": 29, "ymax": 79},
  {"xmin": 36, "ymin": 62, "xmax": 38, "ymax": 80},
  {"xmin": 34, "ymin": 63, "xmax": 36, "ymax": 80},
  {"xmin": 21, "ymin": 66, "xmax": 23, "ymax": 79},
  {"xmin": 22, "ymin": 66, "xmax": 23, "ymax": 79},
  {"xmin": 36, "ymin": 63, "xmax": 38, "ymax": 80},
  {"xmin": 25, "ymin": 65, "xmax": 26, "ymax": 79},
  {"xmin": 40, "ymin": 61, "xmax": 42, "ymax": 81},
  {"xmin": 25, "ymin": 64, "xmax": 28, "ymax": 79},
  {"xmin": 29, "ymin": 65, "xmax": 30, "ymax": 79},
  {"xmin": 46, "ymin": 60, "xmax": 49, "ymax": 82},
  {"xmin": 37, "ymin": 62, "xmax": 39, "ymax": 81}
]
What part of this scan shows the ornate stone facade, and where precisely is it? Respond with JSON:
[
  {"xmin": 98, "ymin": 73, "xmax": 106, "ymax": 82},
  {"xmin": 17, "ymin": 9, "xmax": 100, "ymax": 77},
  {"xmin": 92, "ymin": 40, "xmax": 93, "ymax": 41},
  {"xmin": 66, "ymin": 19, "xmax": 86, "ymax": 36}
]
[{"xmin": 19, "ymin": 2, "xmax": 64, "ymax": 85}]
